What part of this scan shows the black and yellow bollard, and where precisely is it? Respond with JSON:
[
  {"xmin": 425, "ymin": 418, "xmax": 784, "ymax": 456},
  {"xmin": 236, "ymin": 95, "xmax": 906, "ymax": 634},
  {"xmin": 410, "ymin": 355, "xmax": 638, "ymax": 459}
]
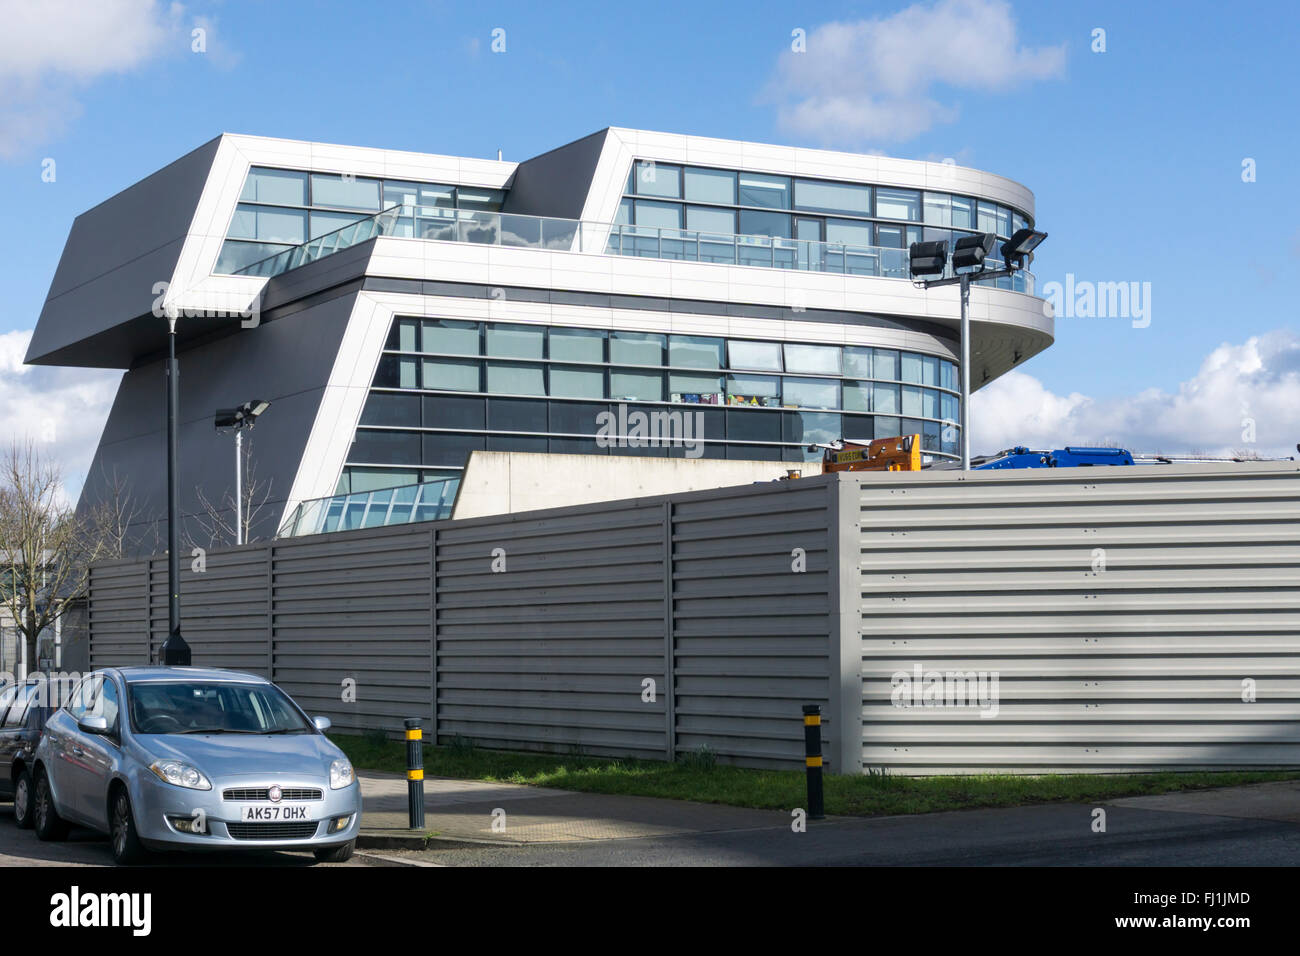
[
  {"xmin": 405, "ymin": 718, "xmax": 425, "ymax": 829},
  {"xmin": 802, "ymin": 704, "xmax": 825, "ymax": 820}
]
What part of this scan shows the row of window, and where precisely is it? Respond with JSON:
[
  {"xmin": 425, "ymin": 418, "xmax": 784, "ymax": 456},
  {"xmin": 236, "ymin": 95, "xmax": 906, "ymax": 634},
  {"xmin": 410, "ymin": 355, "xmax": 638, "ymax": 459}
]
[
  {"xmin": 623, "ymin": 161, "xmax": 1029, "ymax": 237},
  {"xmin": 375, "ymin": 358, "xmax": 959, "ymax": 416},
  {"xmin": 238, "ymin": 166, "xmax": 505, "ymax": 214},
  {"xmin": 385, "ymin": 319, "xmax": 959, "ymax": 386},
  {"xmin": 361, "ymin": 393, "xmax": 958, "ymax": 435},
  {"xmin": 347, "ymin": 409, "xmax": 955, "ymax": 471},
  {"xmin": 217, "ymin": 166, "xmax": 507, "ymax": 273}
]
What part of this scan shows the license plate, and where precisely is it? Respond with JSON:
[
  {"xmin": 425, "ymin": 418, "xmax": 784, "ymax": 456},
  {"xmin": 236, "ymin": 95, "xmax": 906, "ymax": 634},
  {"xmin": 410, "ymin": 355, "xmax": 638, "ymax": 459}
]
[{"xmin": 239, "ymin": 804, "xmax": 312, "ymax": 822}]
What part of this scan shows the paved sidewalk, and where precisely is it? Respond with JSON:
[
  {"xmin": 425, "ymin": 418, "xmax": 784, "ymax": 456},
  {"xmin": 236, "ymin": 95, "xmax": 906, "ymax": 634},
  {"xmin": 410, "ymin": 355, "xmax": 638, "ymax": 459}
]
[{"xmin": 358, "ymin": 770, "xmax": 791, "ymax": 845}]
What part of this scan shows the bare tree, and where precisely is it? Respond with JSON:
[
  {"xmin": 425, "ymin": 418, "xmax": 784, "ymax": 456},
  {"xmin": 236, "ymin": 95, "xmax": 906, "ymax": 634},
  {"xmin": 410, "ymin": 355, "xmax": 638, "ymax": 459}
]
[
  {"xmin": 186, "ymin": 450, "xmax": 275, "ymax": 550},
  {"xmin": 0, "ymin": 441, "xmax": 109, "ymax": 677}
]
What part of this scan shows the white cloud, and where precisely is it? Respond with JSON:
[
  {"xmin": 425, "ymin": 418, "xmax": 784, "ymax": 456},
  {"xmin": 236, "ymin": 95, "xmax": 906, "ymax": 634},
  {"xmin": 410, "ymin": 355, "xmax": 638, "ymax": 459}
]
[
  {"xmin": 972, "ymin": 330, "xmax": 1300, "ymax": 458},
  {"xmin": 0, "ymin": 330, "xmax": 121, "ymax": 501},
  {"xmin": 0, "ymin": 0, "xmax": 184, "ymax": 158},
  {"xmin": 768, "ymin": 0, "xmax": 1065, "ymax": 145}
]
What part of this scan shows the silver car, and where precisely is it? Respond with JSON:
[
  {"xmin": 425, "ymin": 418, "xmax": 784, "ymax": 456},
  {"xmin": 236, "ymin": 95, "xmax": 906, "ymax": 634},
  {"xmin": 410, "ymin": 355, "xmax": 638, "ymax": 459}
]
[{"xmin": 32, "ymin": 666, "xmax": 361, "ymax": 865}]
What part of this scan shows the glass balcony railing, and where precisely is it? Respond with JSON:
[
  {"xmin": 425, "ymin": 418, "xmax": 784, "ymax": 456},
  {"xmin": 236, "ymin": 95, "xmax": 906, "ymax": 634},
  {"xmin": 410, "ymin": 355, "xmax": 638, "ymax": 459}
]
[
  {"xmin": 603, "ymin": 224, "xmax": 1034, "ymax": 293},
  {"xmin": 235, "ymin": 203, "xmax": 1034, "ymax": 293},
  {"xmin": 278, "ymin": 477, "xmax": 460, "ymax": 537}
]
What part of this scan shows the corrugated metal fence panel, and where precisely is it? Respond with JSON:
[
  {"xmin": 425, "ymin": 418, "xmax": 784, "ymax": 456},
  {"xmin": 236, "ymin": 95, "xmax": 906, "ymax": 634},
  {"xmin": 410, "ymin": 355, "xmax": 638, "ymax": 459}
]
[
  {"xmin": 436, "ymin": 504, "xmax": 668, "ymax": 759},
  {"xmin": 853, "ymin": 465, "xmax": 1300, "ymax": 773},
  {"xmin": 672, "ymin": 480, "xmax": 833, "ymax": 769},
  {"xmin": 87, "ymin": 561, "xmax": 149, "ymax": 670},
  {"xmin": 272, "ymin": 529, "xmax": 433, "ymax": 735},
  {"xmin": 151, "ymin": 551, "xmax": 270, "ymax": 675}
]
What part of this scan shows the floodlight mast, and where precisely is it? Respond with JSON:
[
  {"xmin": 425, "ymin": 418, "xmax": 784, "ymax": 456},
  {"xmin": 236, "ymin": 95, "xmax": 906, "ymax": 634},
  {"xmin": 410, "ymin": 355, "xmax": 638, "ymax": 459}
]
[
  {"xmin": 213, "ymin": 400, "xmax": 271, "ymax": 546},
  {"xmin": 908, "ymin": 230, "xmax": 1046, "ymax": 471}
]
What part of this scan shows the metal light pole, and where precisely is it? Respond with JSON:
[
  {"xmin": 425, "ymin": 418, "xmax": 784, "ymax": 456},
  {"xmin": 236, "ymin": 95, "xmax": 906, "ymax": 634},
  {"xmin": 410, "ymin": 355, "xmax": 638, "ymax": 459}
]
[
  {"xmin": 160, "ymin": 317, "xmax": 191, "ymax": 666},
  {"xmin": 959, "ymin": 273, "xmax": 972, "ymax": 471},
  {"xmin": 234, "ymin": 428, "xmax": 243, "ymax": 546},
  {"xmin": 909, "ymin": 228, "xmax": 1047, "ymax": 471},
  {"xmin": 215, "ymin": 400, "xmax": 271, "ymax": 547}
]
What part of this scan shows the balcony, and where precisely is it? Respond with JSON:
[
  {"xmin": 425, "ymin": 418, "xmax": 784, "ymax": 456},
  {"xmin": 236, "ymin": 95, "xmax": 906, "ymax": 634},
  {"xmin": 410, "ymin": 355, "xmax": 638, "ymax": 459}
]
[
  {"xmin": 235, "ymin": 204, "xmax": 1034, "ymax": 293},
  {"xmin": 279, "ymin": 477, "xmax": 460, "ymax": 537}
]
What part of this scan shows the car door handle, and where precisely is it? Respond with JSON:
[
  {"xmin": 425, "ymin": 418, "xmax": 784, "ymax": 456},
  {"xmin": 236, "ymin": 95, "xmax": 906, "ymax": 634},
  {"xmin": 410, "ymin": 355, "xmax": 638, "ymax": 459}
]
[{"xmin": 70, "ymin": 747, "xmax": 85, "ymax": 757}]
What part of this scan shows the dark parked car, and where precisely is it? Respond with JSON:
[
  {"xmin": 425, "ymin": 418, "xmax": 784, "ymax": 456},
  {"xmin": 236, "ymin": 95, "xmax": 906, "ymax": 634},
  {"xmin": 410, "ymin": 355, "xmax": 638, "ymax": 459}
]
[{"xmin": 0, "ymin": 676, "xmax": 62, "ymax": 829}]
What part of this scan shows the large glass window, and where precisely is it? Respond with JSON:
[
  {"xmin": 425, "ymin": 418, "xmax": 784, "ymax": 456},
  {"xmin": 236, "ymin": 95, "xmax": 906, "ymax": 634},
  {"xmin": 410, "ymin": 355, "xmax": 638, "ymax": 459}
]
[
  {"xmin": 728, "ymin": 340, "xmax": 783, "ymax": 371},
  {"xmin": 486, "ymin": 362, "xmax": 545, "ymax": 395},
  {"xmin": 669, "ymin": 335, "xmax": 724, "ymax": 369},
  {"xmin": 727, "ymin": 408, "xmax": 781, "ymax": 442},
  {"xmin": 784, "ymin": 343, "xmax": 841, "ymax": 375},
  {"xmin": 951, "ymin": 195, "xmax": 974, "ymax": 229},
  {"xmin": 360, "ymin": 392, "xmax": 420, "ymax": 427},
  {"xmin": 311, "ymin": 173, "xmax": 381, "ymax": 210},
  {"xmin": 843, "ymin": 381, "xmax": 871, "ymax": 412},
  {"xmin": 902, "ymin": 385, "xmax": 924, "ymax": 418},
  {"xmin": 634, "ymin": 200, "xmax": 682, "ymax": 229},
  {"xmin": 424, "ymin": 395, "xmax": 485, "ymax": 429},
  {"xmin": 240, "ymin": 168, "xmax": 307, "ymax": 205},
  {"xmin": 977, "ymin": 201, "xmax": 999, "ymax": 234},
  {"xmin": 550, "ymin": 366, "xmax": 605, "ymax": 399},
  {"xmin": 843, "ymin": 347, "xmax": 873, "ymax": 377},
  {"xmin": 423, "ymin": 433, "xmax": 485, "ymax": 467},
  {"xmin": 738, "ymin": 173, "xmax": 790, "ymax": 209},
  {"xmin": 683, "ymin": 167, "xmax": 736, "ymax": 204},
  {"xmin": 456, "ymin": 188, "xmax": 505, "ymax": 210},
  {"xmin": 610, "ymin": 369, "xmax": 663, "ymax": 401},
  {"xmin": 826, "ymin": 219, "xmax": 872, "ymax": 247},
  {"xmin": 900, "ymin": 352, "xmax": 924, "ymax": 384},
  {"xmin": 795, "ymin": 179, "xmax": 870, "ymax": 215},
  {"xmin": 228, "ymin": 205, "xmax": 306, "ymax": 244},
  {"xmin": 785, "ymin": 411, "xmax": 840, "ymax": 446},
  {"xmin": 422, "ymin": 358, "xmax": 481, "ymax": 391},
  {"xmin": 634, "ymin": 161, "xmax": 681, "ymax": 199},
  {"xmin": 487, "ymin": 398, "xmax": 548, "ymax": 432},
  {"xmin": 873, "ymin": 383, "xmax": 901, "ymax": 415},
  {"xmin": 739, "ymin": 209, "xmax": 790, "ymax": 238},
  {"xmin": 726, "ymin": 373, "xmax": 780, "ymax": 405},
  {"xmin": 374, "ymin": 355, "xmax": 419, "ymax": 389},
  {"xmin": 941, "ymin": 361, "xmax": 958, "ymax": 391},
  {"xmin": 921, "ymin": 354, "xmax": 939, "ymax": 386},
  {"xmin": 876, "ymin": 188, "xmax": 921, "ymax": 221},
  {"xmin": 422, "ymin": 319, "xmax": 480, "ymax": 355},
  {"xmin": 873, "ymin": 348, "xmax": 901, "ymax": 381},
  {"xmin": 549, "ymin": 327, "xmax": 606, "ymax": 363},
  {"xmin": 923, "ymin": 192, "xmax": 952, "ymax": 226},
  {"xmin": 485, "ymin": 324, "xmax": 544, "ymax": 359},
  {"xmin": 783, "ymin": 377, "xmax": 840, "ymax": 409},
  {"xmin": 686, "ymin": 206, "xmax": 735, "ymax": 234},
  {"xmin": 610, "ymin": 331, "xmax": 665, "ymax": 365},
  {"xmin": 550, "ymin": 402, "xmax": 609, "ymax": 435},
  {"xmin": 670, "ymin": 373, "xmax": 724, "ymax": 401},
  {"xmin": 351, "ymin": 429, "xmax": 421, "ymax": 465},
  {"xmin": 309, "ymin": 210, "xmax": 365, "ymax": 240}
]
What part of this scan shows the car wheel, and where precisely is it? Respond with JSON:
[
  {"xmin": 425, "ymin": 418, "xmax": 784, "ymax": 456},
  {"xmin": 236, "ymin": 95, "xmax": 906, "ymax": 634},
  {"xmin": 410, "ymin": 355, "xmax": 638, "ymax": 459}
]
[
  {"xmin": 12, "ymin": 768, "xmax": 34, "ymax": 829},
  {"xmin": 109, "ymin": 788, "xmax": 149, "ymax": 866},
  {"xmin": 313, "ymin": 840, "xmax": 355, "ymax": 863},
  {"xmin": 33, "ymin": 769, "xmax": 68, "ymax": 842}
]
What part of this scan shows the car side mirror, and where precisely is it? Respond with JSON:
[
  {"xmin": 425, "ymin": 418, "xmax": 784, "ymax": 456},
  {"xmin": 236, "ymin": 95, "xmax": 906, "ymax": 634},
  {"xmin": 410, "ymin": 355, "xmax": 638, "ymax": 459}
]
[
  {"xmin": 312, "ymin": 716, "xmax": 332, "ymax": 732},
  {"xmin": 78, "ymin": 715, "xmax": 110, "ymax": 735}
]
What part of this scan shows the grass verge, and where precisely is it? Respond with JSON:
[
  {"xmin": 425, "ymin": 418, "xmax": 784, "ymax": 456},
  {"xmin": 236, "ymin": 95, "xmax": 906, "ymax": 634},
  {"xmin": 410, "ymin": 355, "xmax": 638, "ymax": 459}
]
[{"xmin": 330, "ymin": 733, "xmax": 1300, "ymax": 817}]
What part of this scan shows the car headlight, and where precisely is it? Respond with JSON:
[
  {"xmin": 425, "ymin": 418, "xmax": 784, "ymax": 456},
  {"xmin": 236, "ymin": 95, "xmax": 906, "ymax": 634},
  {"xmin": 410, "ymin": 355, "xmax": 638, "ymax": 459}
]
[
  {"xmin": 149, "ymin": 759, "xmax": 212, "ymax": 791},
  {"xmin": 329, "ymin": 758, "xmax": 354, "ymax": 790}
]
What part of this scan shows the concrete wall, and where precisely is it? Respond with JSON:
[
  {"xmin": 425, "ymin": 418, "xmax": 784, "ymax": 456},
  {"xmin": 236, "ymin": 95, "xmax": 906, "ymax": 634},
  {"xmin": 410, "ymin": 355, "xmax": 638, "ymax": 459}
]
[{"xmin": 452, "ymin": 450, "xmax": 822, "ymax": 519}]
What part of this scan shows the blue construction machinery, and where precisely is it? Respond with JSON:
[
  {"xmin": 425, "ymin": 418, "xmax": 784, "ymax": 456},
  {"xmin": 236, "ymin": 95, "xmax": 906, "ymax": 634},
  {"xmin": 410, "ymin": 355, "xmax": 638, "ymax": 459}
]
[{"xmin": 971, "ymin": 445, "xmax": 1297, "ymax": 469}]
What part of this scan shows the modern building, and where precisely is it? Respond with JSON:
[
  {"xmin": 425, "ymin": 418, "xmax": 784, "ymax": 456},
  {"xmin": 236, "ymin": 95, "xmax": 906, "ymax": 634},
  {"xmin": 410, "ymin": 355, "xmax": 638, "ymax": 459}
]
[{"xmin": 27, "ymin": 128, "xmax": 1052, "ymax": 544}]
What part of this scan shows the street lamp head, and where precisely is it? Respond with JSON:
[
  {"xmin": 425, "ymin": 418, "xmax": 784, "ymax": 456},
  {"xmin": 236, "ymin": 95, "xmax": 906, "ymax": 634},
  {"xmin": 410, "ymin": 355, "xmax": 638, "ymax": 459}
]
[
  {"xmin": 952, "ymin": 233, "xmax": 996, "ymax": 273},
  {"xmin": 1001, "ymin": 228, "xmax": 1048, "ymax": 268},
  {"xmin": 247, "ymin": 399, "xmax": 271, "ymax": 419},
  {"xmin": 214, "ymin": 408, "xmax": 241, "ymax": 429},
  {"xmin": 908, "ymin": 240, "xmax": 948, "ymax": 279}
]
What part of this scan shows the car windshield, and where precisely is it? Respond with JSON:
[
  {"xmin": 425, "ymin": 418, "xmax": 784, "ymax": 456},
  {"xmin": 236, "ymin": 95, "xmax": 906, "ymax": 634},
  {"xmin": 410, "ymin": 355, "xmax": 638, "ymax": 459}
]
[{"xmin": 127, "ymin": 681, "xmax": 314, "ymax": 735}]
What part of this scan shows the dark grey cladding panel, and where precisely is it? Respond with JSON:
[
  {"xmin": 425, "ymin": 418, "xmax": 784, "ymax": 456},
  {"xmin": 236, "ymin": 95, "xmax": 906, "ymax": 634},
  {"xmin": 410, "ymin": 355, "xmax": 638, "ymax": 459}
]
[
  {"xmin": 500, "ymin": 129, "xmax": 611, "ymax": 220},
  {"xmin": 27, "ymin": 135, "xmax": 225, "ymax": 368},
  {"xmin": 78, "ymin": 290, "xmax": 362, "ymax": 550}
]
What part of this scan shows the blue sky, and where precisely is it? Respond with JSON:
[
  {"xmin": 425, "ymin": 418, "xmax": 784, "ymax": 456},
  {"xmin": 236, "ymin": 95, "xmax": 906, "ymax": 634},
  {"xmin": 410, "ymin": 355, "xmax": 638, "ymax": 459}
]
[{"xmin": 2, "ymin": 0, "xmax": 1298, "ymax": 471}]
